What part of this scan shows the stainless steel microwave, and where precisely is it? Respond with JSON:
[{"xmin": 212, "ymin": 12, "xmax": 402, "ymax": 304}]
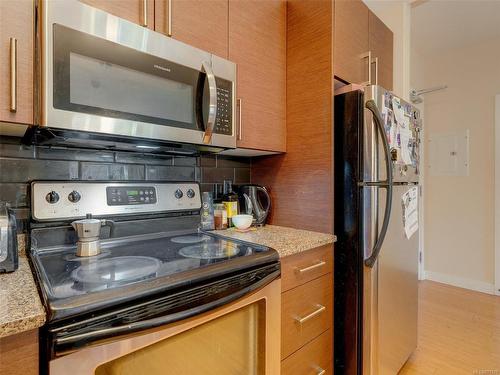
[{"xmin": 35, "ymin": 0, "xmax": 236, "ymax": 150}]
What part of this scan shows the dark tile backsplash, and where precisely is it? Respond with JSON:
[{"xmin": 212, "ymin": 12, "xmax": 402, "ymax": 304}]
[{"xmin": 0, "ymin": 137, "xmax": 251, "ymax": 225}]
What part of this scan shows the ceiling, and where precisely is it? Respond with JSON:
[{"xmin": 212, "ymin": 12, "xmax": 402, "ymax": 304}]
[{"xmin": 411, "ymin": 0, "xmax": 500, "ymax": 56}]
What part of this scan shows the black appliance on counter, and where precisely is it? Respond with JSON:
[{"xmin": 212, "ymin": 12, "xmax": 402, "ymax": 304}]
[
  {"xmin": 0, "ymin": 202, "xmax": 18, "ymax": 273},
  {"xmin": 238, "ymin": 184, "xmax": 271, "ymax": 226},
  {"xmin": 28, "ymin": 181, "xmax": 280, "ymax": 374}
]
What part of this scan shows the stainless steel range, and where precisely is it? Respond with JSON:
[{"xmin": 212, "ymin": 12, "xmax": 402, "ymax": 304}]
[{"xmin": 29, "ymin": 181, "xmax": 281, "ymax": 375}]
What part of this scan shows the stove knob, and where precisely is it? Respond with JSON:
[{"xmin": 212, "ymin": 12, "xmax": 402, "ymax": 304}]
[
  {"xmin": 174, "ymin": 189, "xmax": 184, "ymax": 199},
  {"xmin": 68, "ymin": 190, "xmax": 81, "ymax": 203},
  {"xmin": 45, "ymin": 191, "xmax": 60, "ymax": 204},
  {"xmin": 186, "ymin": 189, "xmax": 196, "ymax": 198}
]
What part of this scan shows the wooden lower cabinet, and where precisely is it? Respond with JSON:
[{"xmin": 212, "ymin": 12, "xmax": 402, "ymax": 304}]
[
  {"xmin": 282, "ymin": 330, "xmax": 333, "ymax": 375},
  {"xmin": 281, "ymin": 244, "xmax": 333, "ymax": 292},
  {"xmin": 281, "ymin": 245, "xmax": 334, "ymax": 374},
  {"xmin": 0, "ymin": 329, "xmax": 39, "ymax": 375},
  {"xmin": 282, "ymin": 274, "xmax": 333, "ymax": 359}
]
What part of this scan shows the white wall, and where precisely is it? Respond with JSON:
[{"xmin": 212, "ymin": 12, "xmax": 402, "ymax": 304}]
[
  {"xmin": 411, "ymin": 38, "xmax": 499, "ymax": 293},
  {"xmin": 364, "ymin": 0, "xmax": 411, "ymax": 100}
]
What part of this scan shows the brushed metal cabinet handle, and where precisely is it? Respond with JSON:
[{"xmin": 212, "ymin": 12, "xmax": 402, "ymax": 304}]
[
  {"xmin": 372, "ymin": 56, "xmax": 379, "ymax": 86},
  {"xmin": 167, "ymin": 0, "xmax": 172, "ymax": 36},
  {"xmin": 202, "ymin": 61, "xmax": 217, "ymax": 144},
  {"xmin": 360, "ymin": 50, "xmax": 372, "ymax": 86},
  {"xmin": 9, "ymin": 37, "xmax": 17, "ymax": 112},
  {"xmin": 141, "ymin": 0, "xmax": 148, "ymax": 27},
  {"xmin": 294, "ymin": 260, "xmax": 326, "ymax": 274},
  {"xmin": 316, "ymin": 369, "xmax": 326, "ymax": 375},
  {"xmin": 237, "ymin": 98, "xmax": 242, "ymax": 140},
  {"xmin": 294, "ymin": 304, "xmax": 326, "ymax": 324}
]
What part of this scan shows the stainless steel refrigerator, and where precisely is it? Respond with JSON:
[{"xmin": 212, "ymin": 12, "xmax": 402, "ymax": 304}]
[{"xmin": 334, "ymin": 85, "xmax": 421, "ymax": 374}]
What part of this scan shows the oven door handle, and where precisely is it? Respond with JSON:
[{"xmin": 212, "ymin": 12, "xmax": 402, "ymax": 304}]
[
  {"xmin": 53, "ymin": 269, "xmax": 280, "ymax": 348},
  {"xmin": 200, "ymin": 61, "xmax": 217, "ymax": 144}
]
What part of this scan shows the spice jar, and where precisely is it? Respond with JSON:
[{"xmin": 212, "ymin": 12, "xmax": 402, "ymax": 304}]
[{"xmin": 214, "ymin": 204, "xmax": 228, "ymax": 230}]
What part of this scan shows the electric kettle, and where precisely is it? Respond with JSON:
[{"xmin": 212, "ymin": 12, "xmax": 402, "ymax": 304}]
[{"xmin": 238, "ymin": 185, "xmax": 271, "ymax": 226}]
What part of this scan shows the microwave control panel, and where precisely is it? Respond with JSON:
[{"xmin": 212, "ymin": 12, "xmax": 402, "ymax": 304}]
[{"xmin": 214, "ymin": 78, "xmax": 233, "ymax": 136}]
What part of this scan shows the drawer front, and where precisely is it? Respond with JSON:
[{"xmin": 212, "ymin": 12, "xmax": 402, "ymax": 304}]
[
  {"xmin": 282, "ymin": 274, "xmax": 333, "ymax": 359},
  {"xmin": 281, "ymin": 244, "xmax": 333, "ymax": 292},
  {"xmin": 281, "ymin": 329, "xmax": 332, "ymax": 375}
]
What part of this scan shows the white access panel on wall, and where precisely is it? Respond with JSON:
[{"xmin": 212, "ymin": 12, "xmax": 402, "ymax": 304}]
[{"xmin": 428, "ymin": 130, "xmax": 469, "ymax": 176}]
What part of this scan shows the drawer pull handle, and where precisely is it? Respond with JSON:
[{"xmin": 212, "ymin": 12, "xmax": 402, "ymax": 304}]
[
  {"xmin": 294, "ymin": 304, "xmax": 326, "ymax": 324},
  {"xmin": 316, "ymin": 369, "xmax": 326, "ymax": 375},
  {"xmin": 295, "ymin": 260, "xmax": 326, "ymax": 274}
]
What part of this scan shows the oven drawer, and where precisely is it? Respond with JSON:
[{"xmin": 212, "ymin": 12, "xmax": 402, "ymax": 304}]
[
  {"xmin": 281, "ymin": 273, "xmax": 333, "ymax": 359},
  {"xmin": 281, "ymin": 244, "xmax": 333, "ymax": 292},
  {"xmin": 281, "ymin": 329, "xmax": 332, "ymax": 375}
]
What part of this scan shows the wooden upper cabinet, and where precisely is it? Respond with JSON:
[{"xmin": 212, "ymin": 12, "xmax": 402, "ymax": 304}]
[
  {"xmin": 369, "ymin": 10, "xmax": 393, "ymax": 90},
  {"xmin": 334, "ymin": 0, "xmax": 369, "ymax": 85},
  {"xmin": 229, "ymin": 0, "xmax": 286, "ymax": 152},
  {"xmin": 0, "ymin": 0, "xmax": 33, "ymax": 125},
  {"xmin": 155, "ymin": 0, "xmax": 229, "ymax": 58},
  {"xmin": 79, "ymin": 0, "xmax": 155, "ymax": 29}
]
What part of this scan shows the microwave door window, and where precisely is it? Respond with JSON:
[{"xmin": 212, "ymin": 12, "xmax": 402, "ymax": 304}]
[
  {"xmin": 69, "ymin": 53, "xmax": 194, "ymax": 125},
  {"xmin": 52, "ymin": 24, "xmax": 204, "ymax": 132}
]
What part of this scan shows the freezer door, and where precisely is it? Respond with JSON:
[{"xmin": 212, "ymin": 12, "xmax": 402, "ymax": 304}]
[
  {"xmin": 377, "ymin": 184, "xmax": 419, "ymax": 374},
  {"xmin": 365, "ymin": 85, "xmax": 421, "ymax": 184}
]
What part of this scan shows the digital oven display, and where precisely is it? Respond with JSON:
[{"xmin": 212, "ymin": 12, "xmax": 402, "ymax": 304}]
[{"xmin": 106, "ymin": 187, "xmax": 157, "ymax": 206}]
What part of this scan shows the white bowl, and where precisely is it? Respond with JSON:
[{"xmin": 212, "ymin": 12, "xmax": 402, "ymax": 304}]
[{"xmin": 232, "ymin": 214, "xmax": 253, "ymax": 230}]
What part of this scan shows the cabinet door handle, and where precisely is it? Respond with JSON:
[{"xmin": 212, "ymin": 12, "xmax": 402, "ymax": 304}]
[
  {"xmin": 294, "ymin": 304, "xmax": 326, "ymax": 324},
  {"xmin": 360, "ymin": 50, "xmax": 372, "ymax": 86},
  {"xmin": 294, "ymin": 260, "xmax": 326, "ymax": 274},
  {"xmin": 9, "ymin": 37, "xmax": 17, "ymax": 113},
  {"xmin": 316, "ymin": 369, "xmax": 326, "ymax": 375},
  {"xmin": 166, "ymin": 0, "xmax": 172, "ymax": 36},
  {"xmin": 237, "ymin": 98, "xmax": 242, "ymax": 140},
  {"xmin": 141, "ymin": 0, "xmax": 148, "ymax": 27},
  {"xmin": 372, "ymin": 56, "xmax": 379, "ymax": 86}
]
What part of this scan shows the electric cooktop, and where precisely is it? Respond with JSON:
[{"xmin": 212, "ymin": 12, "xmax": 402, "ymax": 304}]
[{"xmin": 29, "ymin": 181, "xmax": 279, "ymax": 323}]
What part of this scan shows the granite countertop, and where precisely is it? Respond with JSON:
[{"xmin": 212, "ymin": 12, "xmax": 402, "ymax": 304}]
[
  {"xmin": 212, "ymin": 225, "xmax": 336, "ymax": 257},
  {"xmin": 0, "ymin": 235, "xmax": 46, "ymax": 339}
]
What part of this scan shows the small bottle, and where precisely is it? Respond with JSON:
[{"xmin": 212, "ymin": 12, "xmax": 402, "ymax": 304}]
[
  {"xmin": 222, "ymin": 180, "xmax": 239, "ymax": 227},
  {"xmin": 200, "ymin": 192, "xmax": 215, "ymax": 230}
]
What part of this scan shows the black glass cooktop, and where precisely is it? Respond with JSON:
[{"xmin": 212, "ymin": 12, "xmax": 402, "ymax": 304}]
[{"xmin": 30, "ymin": 230, "xmax": 278, "ymax": 321}]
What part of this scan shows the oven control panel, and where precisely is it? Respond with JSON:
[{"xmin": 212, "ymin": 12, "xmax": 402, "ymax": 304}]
[
  {"xmin": 31, "ymin": 182, "xmax": 201, "ymax": 221},
  {"xmin": 106, "ymin": 186, "xmax": 157, "ymax": 206}
]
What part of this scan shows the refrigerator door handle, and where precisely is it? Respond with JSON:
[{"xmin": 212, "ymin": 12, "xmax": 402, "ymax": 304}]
[{"xmin": 364, "ymin": 100, "xmax": 393, "ymax": 268}]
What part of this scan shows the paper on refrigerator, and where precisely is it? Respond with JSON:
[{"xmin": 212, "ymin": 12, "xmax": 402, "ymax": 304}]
[
  {"xmin": 402, "ymin": 187, "xmax": 418, "ymax": 239},
  {"xmin": 392, "ymin": 97, "xmax": 406, "ymax": 125},
  {"xmin": 399, "ymin": 121, "xmax": 413, "ymax": 165}
]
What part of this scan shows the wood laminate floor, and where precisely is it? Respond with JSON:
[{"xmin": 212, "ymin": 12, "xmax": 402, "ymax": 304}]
[{"xmin": 399, "ymin": 280, "xmax": 500, "ymax": 374}]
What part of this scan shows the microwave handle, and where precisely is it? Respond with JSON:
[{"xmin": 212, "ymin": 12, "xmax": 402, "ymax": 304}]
[{"xmin": 201, "ymin": 61, "xmax": 217, "ymax": 144}]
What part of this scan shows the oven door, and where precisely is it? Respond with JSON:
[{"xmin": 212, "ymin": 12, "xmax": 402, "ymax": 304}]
[
  {"xmin": 40, "ymin": 0, "xmax": 236, "ymax": 149},
  {"xmin": 48, "ymin": 278, "xmax": 281, "ymax": 375}
]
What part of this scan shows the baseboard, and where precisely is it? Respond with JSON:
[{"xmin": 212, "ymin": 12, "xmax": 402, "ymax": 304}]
[{"xmin": 423, "ymin": 270, "xmax": 496, "ymax": 295}]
